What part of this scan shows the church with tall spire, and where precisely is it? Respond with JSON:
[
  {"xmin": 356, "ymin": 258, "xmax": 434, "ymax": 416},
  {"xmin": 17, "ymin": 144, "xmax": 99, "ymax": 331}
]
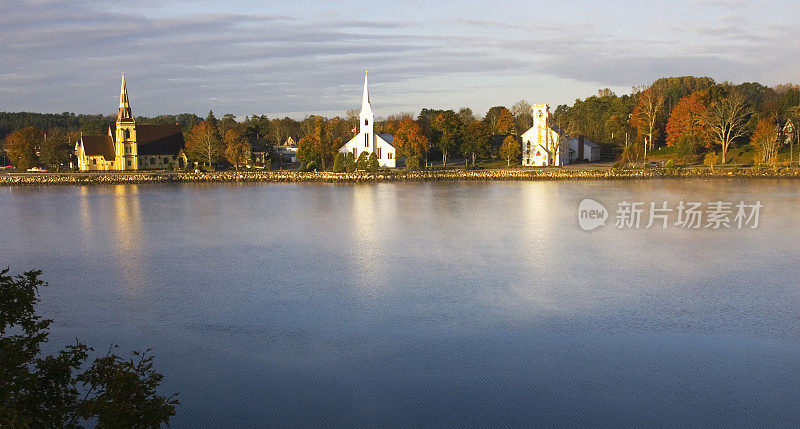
[
  {"xmin": 339, "ymin": 71, "xmax": 397, "ymax": 168},
  {"xmin": 76, "ymin": 74, "xmax": 187, "ymax": 171}
]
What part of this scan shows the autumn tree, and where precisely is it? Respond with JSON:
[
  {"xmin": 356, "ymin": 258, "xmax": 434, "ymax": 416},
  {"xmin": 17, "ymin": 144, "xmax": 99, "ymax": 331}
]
[
  {"xmin": 224, "ymin": 128, "xmax": 250, "ymax": 170},
  {"xmin": 666, "ymin": 90, "xmax": 710, "ymax": 147},
  {"xmin": 456, "ymin": 107, "xmax": 475, "ymax": 125},
  {"xmin": 4, "ymin": 126, "xmax": 43, "ymax": 170},
  {"xmin": 296, "ymin": 135, "xmax": 321, "ymax": 168},
  {"xmin": 185, "ymin": 121, "xmax": 224, "ymax": 169},
  {"xmin": 750, "ymin": 118, "xmax": 780, "ymax": 164},
  {"xmin": 495, "ymin": 108, "xmax": 516, "ymax": 135},
  {"xmin": 704, "ymin": 91, "xmax": 749, "ymax": 164},
  {"xmin": 665, "ymin": 90, "xmax": 711, "ymax": 163},
  {"xmin": 461, "ymin": 121, "xmax": 491, "ymax": 167},
  {"xmin": 392, "ymin": 118, "xmax": 428, "ymax": 158},
  {"xmin": 630, "ymin": 86, "xmax": 665, "ymax": 159},
  {"xmin": 432, "ymin": 110, "xmax": 461, "ymax": 166},
  {"xmin": 499, "ymin": 135, "xmax": 520, "ymax": 167}
]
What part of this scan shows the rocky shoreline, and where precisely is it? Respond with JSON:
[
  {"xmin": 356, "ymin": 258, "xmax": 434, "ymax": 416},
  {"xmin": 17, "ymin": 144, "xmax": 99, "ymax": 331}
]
[{"xmin": 1, "ymin": 168, "xmax": 799, "ymax": 186}]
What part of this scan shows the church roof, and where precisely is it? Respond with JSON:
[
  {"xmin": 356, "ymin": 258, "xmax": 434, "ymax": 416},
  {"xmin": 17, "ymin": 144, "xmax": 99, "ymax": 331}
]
[
  {"xmin": 377, "ymin": 133, "xmax": 394, "ymax": 147},
  {"xmin": 136, "ymin": 124, "xmax": 185, "ymax": 155},
  {"xmin": 80, "ymin": 135, "xmax": 115, "ymax": 160}
]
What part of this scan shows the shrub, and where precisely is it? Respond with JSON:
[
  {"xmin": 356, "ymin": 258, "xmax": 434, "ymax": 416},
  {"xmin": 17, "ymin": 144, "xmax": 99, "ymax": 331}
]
[
  {"xmin": 703, "ymin": 152, "xmax": 718, "ymax": 166},
  {"xmin": 665, "ymin": 159, "xmax": 675, "ymax": 170},
  {"xmin": 332, "ymin": 153, "xmax": 345, "ymax": 173},
  {"xmin": 367, "ymin": 153, "xmax": 379, "ymax": 173},
  {"xmin": 356, "ymin": 152, "xmax": 369, "ymax": 171},
  {"xmin": 406, "ymin": 156, "xmax": 421, "ymax": 171},
  {"xmin": 306, "ymin": 161, "xmax": 317, "ymax": 171},
  {"xmin": 345, "ymin": 152, "xmax": 356, "ymax": 173}
]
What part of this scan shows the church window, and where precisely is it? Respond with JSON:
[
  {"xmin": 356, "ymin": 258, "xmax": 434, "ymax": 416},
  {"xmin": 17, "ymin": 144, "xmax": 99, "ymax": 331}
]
[
  {"xmin": 127, "ymin": 160, "xmax": 131, "ymax": 167},
  {"xmin": 377, "ymin": 148, "xmax": 382, "ymax": 159},
  {"xmin": 365, "ymin": 119, "xmax": 369, "ymax": 126},
  {"xmin": 124, "ymin": 129, "xmax": 130, "ymax": 139},
  {"xmin": 353, "ymin": 148, "xmax": 357, "ymax": 157},
  {"xmin": 364, "ymin": 134, "xmax": 369, "ymax": 147},
  {"xmin": 92, "ymin": 159, "xmax": 97, "ymax": 165}
]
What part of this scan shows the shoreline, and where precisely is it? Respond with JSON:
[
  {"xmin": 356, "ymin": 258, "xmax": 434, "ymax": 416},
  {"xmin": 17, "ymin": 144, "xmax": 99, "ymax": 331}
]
[{"xmin": 2, "ymin": 168, "xmax": 800, "ymax": 186}]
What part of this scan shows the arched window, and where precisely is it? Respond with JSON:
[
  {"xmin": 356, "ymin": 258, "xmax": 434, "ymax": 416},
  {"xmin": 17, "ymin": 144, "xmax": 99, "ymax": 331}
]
[{"xmin": 365, "ymin": 119, "xmax": 369, "ymax": 126}]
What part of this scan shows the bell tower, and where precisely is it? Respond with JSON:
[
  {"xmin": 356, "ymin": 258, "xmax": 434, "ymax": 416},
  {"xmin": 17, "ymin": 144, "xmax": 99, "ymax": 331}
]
[
  {"xmin": 115, "ymin": 73, "xmax": 138, "ymax": 170},
  {"xmin": 358, "ymin": 71, "xmax": 374, "ymax": 151}
]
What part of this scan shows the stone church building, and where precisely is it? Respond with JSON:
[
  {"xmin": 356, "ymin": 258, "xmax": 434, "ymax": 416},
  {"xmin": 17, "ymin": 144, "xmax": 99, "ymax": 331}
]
[{"xmin": 76, "ymin": 75, "xmax": 187, "ymax": 171}]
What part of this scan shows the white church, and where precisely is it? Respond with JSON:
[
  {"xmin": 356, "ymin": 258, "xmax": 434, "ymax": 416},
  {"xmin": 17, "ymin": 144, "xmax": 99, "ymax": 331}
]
[
  {"xmin": 521, "ymin": 104, "xmax": 601, "ymax": 166},
  {"xmin": 339, "ymin": 72, "xmax": 397, "ymax": 168},
  {"xmin": 521, "ymin": 104, "xmax": 570, "ymax": 166}
]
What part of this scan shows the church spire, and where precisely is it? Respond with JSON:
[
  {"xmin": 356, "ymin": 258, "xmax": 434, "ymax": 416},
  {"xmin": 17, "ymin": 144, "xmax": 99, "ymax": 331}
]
[
  {"xmin": 361, "ymin": 70, "xmax": 370, "ymax": 111},
  {"xmin": 117, "ymin": 73, "xmax": 133, "ymax": 122}
]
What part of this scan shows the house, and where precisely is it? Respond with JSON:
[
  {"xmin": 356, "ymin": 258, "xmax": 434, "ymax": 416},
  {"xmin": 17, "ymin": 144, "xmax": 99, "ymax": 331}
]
[
  {"xmin": 339, "ymin": 71, "xmax": 396, "ymax": 168},
  {"xmin": 275, "ymin": 136, "xmax": 298, "ymax": 163},
  {"xmin": 75, "ymin": 74, "xmax": 186, "ymax": 171},
  {"xmin": 568, "ymin": 136, "xmax": 601, "ymax": 162},
  {"xmin": 520, "ymin": 104, "xmax": 569, "ymax": 166}
]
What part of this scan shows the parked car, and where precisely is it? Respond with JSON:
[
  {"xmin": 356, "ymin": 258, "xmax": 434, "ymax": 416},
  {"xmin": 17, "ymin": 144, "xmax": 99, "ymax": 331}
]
[
  {"xmin": 26, "ymin": 167, "xmax": 47, "ymax": 172},
  {"xmin": 648, "ymin": 161, "xmax": 660, "ymax": 167}
]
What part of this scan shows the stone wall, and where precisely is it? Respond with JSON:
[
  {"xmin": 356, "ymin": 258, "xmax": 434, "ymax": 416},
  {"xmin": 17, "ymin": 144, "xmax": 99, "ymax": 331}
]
[{"xmin": 2, "ymin": 168, "xmax": 800, "ymax": 186}]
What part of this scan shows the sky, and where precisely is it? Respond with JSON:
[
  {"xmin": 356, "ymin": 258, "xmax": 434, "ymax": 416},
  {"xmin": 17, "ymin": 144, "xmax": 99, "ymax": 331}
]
[{"xmin": 1, "ymin": 0, "xmax": 798, "ymax": 119}]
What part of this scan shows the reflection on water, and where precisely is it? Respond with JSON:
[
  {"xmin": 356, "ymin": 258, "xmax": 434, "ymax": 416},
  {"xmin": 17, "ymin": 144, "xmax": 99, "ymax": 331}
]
[{"xmin": 0, "ymin": 180, "xmax": 799, "ymax": 428}]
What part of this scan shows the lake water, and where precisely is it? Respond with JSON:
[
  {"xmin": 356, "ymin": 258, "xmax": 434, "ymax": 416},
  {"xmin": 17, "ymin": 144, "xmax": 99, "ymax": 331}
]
[{"xmin": 1, "ymin": 180, "xmax": 799, "ymax": 428}]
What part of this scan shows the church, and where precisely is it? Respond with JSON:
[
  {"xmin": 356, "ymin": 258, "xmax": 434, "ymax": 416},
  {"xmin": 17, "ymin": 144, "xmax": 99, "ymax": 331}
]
[
  {"xmin": 520, "ymin": 104, "xmax": 569, "ymax": 166},
  {"xmin": 339, "ymin": 72, "xmax": 396, "ymax": 168},
  {"xmin": 76, "ymin": 75, "xmax": 187, "ymax": 171}
]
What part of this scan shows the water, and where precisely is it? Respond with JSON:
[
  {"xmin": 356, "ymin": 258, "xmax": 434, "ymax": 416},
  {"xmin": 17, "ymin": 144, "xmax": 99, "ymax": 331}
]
[{"xmin": 1, "ymin": 180, "xmax": 798, "ymax": 427}]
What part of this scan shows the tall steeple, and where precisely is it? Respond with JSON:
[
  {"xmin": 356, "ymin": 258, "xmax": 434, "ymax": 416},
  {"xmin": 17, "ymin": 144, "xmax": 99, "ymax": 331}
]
[
  {"xmin": 117, "ymin": 73, "xmax": 133, "ymax": 122},
  {"xmin": 359, "ymin": 70, "xmax": 374, "ymax": 135}
]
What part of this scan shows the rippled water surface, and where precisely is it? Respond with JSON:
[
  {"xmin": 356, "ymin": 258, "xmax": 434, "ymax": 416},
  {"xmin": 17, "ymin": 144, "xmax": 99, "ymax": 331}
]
[{"xmin": 1, "ymin": 180, "xmax": 798, "ymax": 427}]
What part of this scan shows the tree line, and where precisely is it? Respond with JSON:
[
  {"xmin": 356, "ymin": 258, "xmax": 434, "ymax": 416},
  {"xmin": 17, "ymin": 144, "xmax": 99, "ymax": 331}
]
[{"xmin": 3, "ymin": 76, "xmax": 799, "ymax": 170}]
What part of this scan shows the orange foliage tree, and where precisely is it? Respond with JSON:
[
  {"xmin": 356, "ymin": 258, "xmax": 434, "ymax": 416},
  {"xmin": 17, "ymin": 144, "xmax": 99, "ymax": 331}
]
[
  {"xmin": 666, "ymin": 90, "xmax": 711, "ymax": 148},
  {"xmin": 750, "ymin": 118, "xmax": 780, "ymax": 164},
  {"xmin": 392, "ymin": 119, "xmax": 428, "ymax": 158}
]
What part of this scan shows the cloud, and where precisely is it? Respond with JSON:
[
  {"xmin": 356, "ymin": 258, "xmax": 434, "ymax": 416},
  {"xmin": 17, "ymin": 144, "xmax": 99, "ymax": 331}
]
[{"xmin": 0, "ymin": 1, "xmax": 797, "ymax": 117}]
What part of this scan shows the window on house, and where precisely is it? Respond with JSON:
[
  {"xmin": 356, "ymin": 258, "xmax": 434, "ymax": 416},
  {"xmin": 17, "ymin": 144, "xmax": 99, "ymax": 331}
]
[
  {"xmin": 164, "ymin": 157, "xmax": 169, "ymax": 164},
  {"xmin": 92, "ymin": 159, "xmax": 97, "ymax": 165},
  {"xmin": 388, "ymin": 152, "xmax": 393, "ymax": 160},
  {"xmin": 150, "ymin": 157, "xmax": 155, "ymax": 165},
  {"xmin": 377, "ymin": 148, "xmax": 381, "ymax": 159},
  {"xmin": 127, "ymin": 160, "xmax": 131, "ymax": 167},
  {"xmin": 364, "ymin": 134, "xmax": 369, "ymax": 147},
  {"xmin": 353, "ymin": 148, "xmax": 357, "ymax": 157}
]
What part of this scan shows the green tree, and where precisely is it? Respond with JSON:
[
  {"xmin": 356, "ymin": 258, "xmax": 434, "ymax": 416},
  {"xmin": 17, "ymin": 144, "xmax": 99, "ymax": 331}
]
[
  {"xmin": 333, "ymin": 152, "xmax": 345, "ymax": 173},
  {"xmin": 461, "ymin": 121, "xmax": 491, "ymax": 167},
  {"xmin": 367, "ymin": 152, "xmax": 379, "ymax": 173},
  {"xmin": 296, "ymin": 135, "xmax": 321, "ymax": 168},
  {"xmin": 40, "ymin": 128, "xmax": 75, "ymax": 170},
  {"xmin": 356, "ymin": 151, "xmax": 369, "ymax": 170},
  {"xmin": 499, "ymin": 135, "xmax": 520, "ymax": 167},
  {"xmin": 4, "ymin": 126, "xmax": 43, "ymax": 170},
  {"xmin": 0, "ymin": 268, "xmax": 178, "ymax": 427},
  {"xmin": 345, "ymin": 152, "xmax": 356, "ymax": 173},
  {"xmin": 512, "ymin": 99, "xmax": 533, "ymax": 132},
  {"xmin": 432, "ymin": 110, "xmax": 461, "ymax": 166}
]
